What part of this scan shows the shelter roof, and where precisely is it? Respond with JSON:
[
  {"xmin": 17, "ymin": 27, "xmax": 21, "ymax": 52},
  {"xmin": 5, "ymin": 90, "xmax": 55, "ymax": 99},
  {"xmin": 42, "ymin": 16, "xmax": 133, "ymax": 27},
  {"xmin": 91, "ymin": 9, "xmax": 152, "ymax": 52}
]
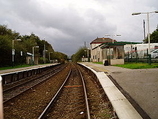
[{"xmin": 101, "ymin": 41, "xmax": 141, "ymax": 49}]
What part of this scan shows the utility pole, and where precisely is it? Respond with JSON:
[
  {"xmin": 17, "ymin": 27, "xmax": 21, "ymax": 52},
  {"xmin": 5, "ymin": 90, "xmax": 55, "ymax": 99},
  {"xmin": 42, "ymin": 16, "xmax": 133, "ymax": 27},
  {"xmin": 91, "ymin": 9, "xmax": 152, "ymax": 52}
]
[
  {"xmin": 143, "ymin": 20, "xmax": 146, "ymax": 40},
  {"xmin": 43, "ymin": 43, "xmax": 46, "ymax": 64},
  {"xmin": 84, "ymin": 41, "xmax": 86, "ymax": 48},
  {"xmin": 132, "ymin": 11, "xmax": 158, "ymax": 65}
]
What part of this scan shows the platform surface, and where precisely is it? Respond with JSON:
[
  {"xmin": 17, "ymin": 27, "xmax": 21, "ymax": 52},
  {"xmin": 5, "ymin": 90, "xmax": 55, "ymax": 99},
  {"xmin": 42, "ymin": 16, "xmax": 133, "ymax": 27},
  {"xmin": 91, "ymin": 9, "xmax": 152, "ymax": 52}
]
[
  {"xmin": 0, "ymin": 63, "xmax": 58, "ymax": 75},
  {"xmin": 81, "ymin": 62, "xmax": 158, "ymax": 119}
]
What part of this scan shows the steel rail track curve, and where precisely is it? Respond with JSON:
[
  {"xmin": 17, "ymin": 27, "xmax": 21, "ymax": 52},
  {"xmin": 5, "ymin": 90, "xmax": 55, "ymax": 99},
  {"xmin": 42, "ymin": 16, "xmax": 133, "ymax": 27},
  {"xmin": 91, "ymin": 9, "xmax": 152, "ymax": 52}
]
[
  {"xmin": 38, "ymin": 66, "xmax": 91, "ymax": 119},
  {"xmin": 38, "ymin": 70, "xmax": 72, "ymax": 119},
  {"xmin": 78, "ymin": 68, "xmax": 91, "ymax": 119}
]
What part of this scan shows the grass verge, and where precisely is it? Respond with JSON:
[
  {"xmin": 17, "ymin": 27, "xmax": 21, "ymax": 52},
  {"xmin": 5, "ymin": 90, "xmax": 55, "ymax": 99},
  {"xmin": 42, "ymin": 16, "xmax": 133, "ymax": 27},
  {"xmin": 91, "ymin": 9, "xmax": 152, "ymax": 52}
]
[
  {"xmin": 92, "ymin": 62, "xmax": 103, "ymax": 64},
  {"xmin": 115, "ymin": 63, "xmax": 158, "ymax": 69},
  {"xmin": 0, "ymin": 64, "xmax": 31, "ymax": 70}
]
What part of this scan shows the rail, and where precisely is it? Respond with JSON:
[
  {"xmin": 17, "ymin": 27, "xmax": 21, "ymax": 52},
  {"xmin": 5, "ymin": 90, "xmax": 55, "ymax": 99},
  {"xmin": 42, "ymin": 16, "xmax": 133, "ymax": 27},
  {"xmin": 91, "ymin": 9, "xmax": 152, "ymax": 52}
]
[
  {"xmin": 78, "ymin": 68, "xmax": 91, "ymax": 119},
  {"xmin": 38, "ymin": 70, "xmax": 72, "ymax": 119},
  {"xmin": 38, "ymin": 66, "xmax": 91, "ymax": 119}
]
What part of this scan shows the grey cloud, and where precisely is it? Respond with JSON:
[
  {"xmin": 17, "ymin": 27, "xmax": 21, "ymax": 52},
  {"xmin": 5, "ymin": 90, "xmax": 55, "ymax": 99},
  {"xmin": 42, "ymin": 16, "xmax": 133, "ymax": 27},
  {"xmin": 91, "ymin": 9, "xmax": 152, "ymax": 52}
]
[{"xmin": 1, "ymin": 0, "xmax": 158, "ymax": 55}]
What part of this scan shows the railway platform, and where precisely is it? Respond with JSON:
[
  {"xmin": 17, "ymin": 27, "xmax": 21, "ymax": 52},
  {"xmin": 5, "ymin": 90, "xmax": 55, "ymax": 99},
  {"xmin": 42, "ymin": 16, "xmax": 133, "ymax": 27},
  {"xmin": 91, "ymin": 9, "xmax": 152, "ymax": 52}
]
[
  {"xmin": 0, "ymin": 63, "xmax": 58, "ymax": 75},
  {"xmin": 81, "ymin": 62, "xmax": 158, "ymax": 119}
]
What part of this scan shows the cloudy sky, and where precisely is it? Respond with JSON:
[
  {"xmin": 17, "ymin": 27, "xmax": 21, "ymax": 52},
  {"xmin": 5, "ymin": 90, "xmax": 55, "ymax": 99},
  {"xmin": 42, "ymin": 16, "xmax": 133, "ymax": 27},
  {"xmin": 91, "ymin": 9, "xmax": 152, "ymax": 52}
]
[{"xmin": 0, "ymin": 0, "xmax": 158, "ymax": 55}]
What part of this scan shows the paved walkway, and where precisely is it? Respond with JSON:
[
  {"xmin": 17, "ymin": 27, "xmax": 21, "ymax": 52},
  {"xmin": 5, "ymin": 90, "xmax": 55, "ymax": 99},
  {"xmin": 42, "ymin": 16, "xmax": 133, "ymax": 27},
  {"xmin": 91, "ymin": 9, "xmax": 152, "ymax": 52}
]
[{"xmin": 82, "ymin": 62, "xmax": 158, "ymax": 119}]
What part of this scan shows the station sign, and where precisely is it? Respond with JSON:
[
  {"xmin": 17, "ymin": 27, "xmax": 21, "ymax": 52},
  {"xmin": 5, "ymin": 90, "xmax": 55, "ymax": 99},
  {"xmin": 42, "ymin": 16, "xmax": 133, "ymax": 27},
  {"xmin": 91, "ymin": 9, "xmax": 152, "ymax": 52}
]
[{"xmin": 12, "ymin": 49, "xmax": 15, "ymax": 55}]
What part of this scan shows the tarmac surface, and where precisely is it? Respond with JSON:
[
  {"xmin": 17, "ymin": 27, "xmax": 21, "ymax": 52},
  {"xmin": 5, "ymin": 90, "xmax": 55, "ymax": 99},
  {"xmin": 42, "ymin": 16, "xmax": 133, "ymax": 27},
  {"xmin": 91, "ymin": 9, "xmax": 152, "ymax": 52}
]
[{"xmin": 82, "ymin": 62, "xmax": 158, "ymax": 119}]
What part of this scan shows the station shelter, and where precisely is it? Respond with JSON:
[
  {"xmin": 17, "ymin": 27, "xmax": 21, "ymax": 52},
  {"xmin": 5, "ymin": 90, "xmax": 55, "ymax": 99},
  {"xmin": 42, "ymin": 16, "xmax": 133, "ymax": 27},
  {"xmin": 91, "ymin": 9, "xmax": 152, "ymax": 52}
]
[
  {"xmin": 26, "ymin": 52, "xmax": 39, "ymax": 65},
  {"xmin": 101, "ymin": 42, "xmax": 126, "ymax": 65}
]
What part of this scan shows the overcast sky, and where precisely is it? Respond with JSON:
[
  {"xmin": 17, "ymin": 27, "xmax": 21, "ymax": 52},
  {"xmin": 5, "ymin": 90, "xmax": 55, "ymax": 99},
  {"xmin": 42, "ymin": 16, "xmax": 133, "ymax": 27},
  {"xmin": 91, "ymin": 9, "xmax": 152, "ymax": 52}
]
[{"xmin": 0, "ymin": 0, "xmax": 158, "ymax": 55}]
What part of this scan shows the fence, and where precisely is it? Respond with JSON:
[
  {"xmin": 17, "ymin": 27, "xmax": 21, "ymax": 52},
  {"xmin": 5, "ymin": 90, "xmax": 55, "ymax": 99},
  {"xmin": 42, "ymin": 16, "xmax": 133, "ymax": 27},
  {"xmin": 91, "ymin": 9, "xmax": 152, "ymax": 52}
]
[{"xmin": 124, "ymin": 48, "xmax": 158, "ymax": 64}]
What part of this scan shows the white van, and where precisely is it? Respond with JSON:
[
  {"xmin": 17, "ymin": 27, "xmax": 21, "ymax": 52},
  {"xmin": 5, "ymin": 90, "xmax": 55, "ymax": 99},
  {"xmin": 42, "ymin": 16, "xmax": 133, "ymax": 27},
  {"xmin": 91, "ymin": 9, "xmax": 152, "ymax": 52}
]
[{"xmin": 151, "ymin": 49, "xmax": 158, "ymax": 58}]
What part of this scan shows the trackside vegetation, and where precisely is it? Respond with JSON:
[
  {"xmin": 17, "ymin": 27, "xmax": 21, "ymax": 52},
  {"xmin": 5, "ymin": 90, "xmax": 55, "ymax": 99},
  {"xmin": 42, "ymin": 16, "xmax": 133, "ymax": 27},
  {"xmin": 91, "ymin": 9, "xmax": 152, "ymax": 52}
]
[
  {"xmin": 71, "ymin": 47, "xmax": 88, "ymax": 62},
  {"xmin": 0, "ymin": 25, "xmax": 68, "ymax": 67}
]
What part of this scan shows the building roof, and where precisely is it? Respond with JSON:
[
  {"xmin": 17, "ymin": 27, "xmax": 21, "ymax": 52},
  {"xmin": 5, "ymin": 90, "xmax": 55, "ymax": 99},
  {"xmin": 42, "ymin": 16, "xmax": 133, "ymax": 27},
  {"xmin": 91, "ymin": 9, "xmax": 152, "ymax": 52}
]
[{"xmin": 90, "ymin": 37, "xmax": 115, "ymax": 44}]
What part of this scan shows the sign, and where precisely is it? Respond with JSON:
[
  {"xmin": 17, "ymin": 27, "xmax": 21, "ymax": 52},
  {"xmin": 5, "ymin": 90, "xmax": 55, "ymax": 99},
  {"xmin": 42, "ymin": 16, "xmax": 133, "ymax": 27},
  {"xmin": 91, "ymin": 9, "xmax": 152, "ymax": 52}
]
[
  {"xmin": 21, "ymin": 51, "xmax": 23, "ymax": 56},
  {"xmin": 12, "ymin": 49, "xmax": 15, "ymax": 55}
]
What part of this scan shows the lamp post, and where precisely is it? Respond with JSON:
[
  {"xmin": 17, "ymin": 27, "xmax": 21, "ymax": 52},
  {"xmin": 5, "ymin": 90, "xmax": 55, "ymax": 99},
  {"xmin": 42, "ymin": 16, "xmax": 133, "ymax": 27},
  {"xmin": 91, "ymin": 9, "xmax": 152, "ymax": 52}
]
[
  {"xmin": 132, "ymin": 11, "xmax": 158, "ymax": 54},
  {"xmin": 49, "ymin": 52, "xmax": 53, "ymax": 63},
  {"xmin": 12, "ymin": 38, "xmax": 21, "ymax": 67},
  {"xmin": 43, "ymin": 43, "xmax": 48, "ymax": 64},
  {"xmin": 43, "ymin": 49, "xmax": 48, "ymax": 64},
  {"xmin": 32, "ymin": 46, "xmax": 39, "ymax": 65}
]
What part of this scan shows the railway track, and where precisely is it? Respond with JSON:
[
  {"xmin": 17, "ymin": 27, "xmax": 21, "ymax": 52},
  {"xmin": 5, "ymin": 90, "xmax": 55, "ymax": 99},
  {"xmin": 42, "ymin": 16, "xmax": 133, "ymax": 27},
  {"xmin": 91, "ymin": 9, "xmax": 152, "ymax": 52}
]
[
  {"xmin": 3, "ymin": 64, "xmax": 67, "ymax": 103},
  {"xmin": 38, "ymin": 64, "xmax": 90, "ymax": 119},
  {"xmin": 4, "ymin": 63, "xmax": 116, "ymax": 119}
]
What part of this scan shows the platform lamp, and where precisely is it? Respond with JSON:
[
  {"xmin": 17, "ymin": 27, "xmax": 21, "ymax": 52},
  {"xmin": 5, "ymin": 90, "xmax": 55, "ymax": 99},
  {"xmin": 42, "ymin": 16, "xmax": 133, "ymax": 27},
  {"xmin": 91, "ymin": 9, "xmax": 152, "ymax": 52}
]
[
  {"xmin": 132, "ymin": 11, "xmax": 158, "ymax": 65},
  {"xmin": 12, "ymin": 38, "xmax": 21, "ymax": 67},
  {"xmin": 132, "ymin": 11, "xmax": 158, "ymax": 55}
]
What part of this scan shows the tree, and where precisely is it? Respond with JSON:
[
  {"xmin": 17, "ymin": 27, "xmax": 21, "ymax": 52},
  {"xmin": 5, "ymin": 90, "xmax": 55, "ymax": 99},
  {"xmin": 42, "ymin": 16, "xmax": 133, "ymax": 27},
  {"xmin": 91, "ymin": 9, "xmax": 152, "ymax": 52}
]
[
  {"xmin": 0, "ymin": 25, "xmax": 67, "ymax": 66},
  {"xmin": 0, "ymin": 25, "xmax": 21, "ymax": 66},
  {"xmin": 53, "ymin": 52, "xmax": 68, "ymax": 63},
  {"xmin": 144, "ymin": 26, "xmax": 158, "ymax": 43},
  {"xmin": 72, "ymin": 47, "xmax": 87, "ymax": 62},
  {"xmin": 0, "ymin": 35, "xmax": 12, "ymax": 66}
]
